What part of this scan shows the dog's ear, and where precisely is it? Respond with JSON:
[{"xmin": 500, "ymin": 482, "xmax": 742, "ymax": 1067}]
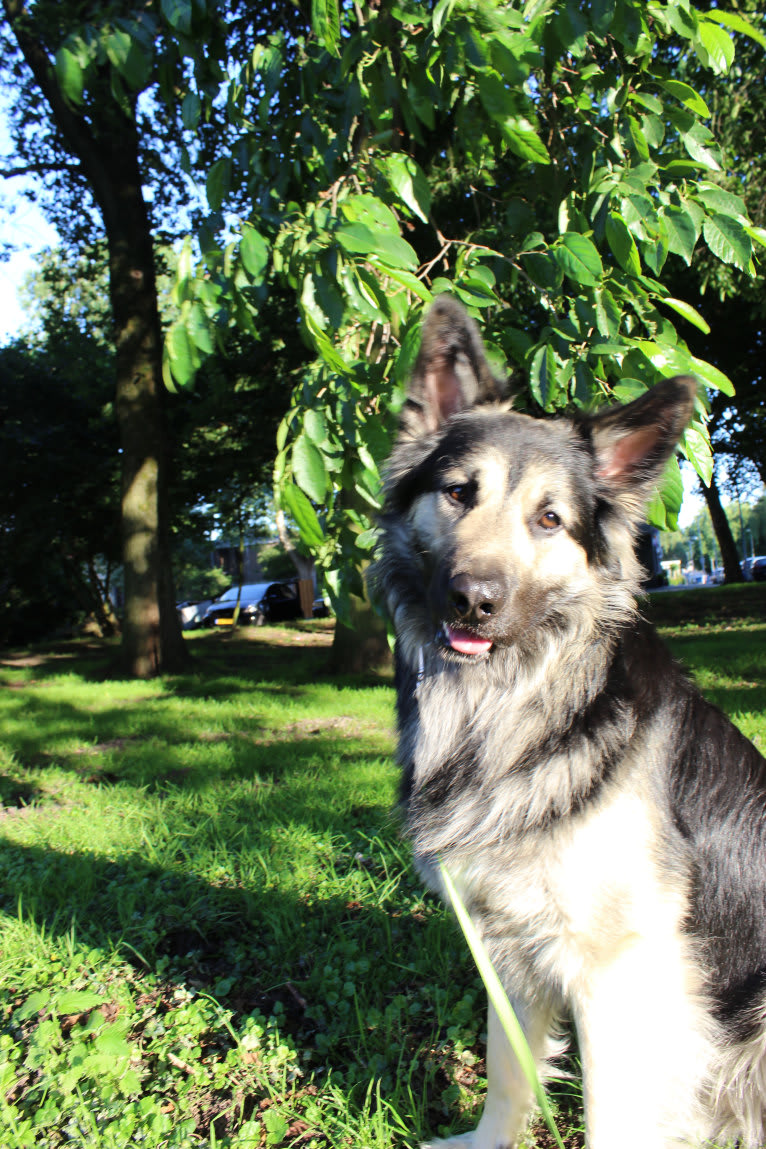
[
  {"xmin": 584, "ymin": 375, "xmax": 698, "ymax": 507},
  {"xmin": 400, "ymin": 296, "xmax": 506, "ymax": 437}
]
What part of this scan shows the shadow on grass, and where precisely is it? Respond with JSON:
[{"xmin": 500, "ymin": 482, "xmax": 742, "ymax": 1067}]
[
  {"xmin": 0, "ymin": 824, "xmax": 484, "ymax": 1144},
  {"xmin": 0, "ymin": 621, "xmax": 391, "ymax": 691}
]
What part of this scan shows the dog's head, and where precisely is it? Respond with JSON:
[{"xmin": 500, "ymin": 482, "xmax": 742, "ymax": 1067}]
[{"xmin": 376, "ymin": 297, "xmax": 697, "ymax": 666}]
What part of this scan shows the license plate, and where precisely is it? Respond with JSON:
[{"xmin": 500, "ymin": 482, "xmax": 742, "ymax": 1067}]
[{"xmin": 214, "ymin": 617, "xmax": 234, "ymax": 626}]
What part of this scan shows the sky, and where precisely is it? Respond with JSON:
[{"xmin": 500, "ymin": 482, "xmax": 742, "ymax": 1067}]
[{"xmin": 0, "ymin": 102, "xmax": 59, "ymax": 342}]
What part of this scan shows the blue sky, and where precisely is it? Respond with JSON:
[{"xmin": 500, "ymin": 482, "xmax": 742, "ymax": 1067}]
[{"xmin": 0, "ymin": 101, "xmax": 58, "ymax": 342}]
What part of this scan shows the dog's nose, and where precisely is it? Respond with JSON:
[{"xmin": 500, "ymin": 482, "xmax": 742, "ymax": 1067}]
[{"xmin": 448, "ymin": 573, "xmax": 504, "ymax": 623}]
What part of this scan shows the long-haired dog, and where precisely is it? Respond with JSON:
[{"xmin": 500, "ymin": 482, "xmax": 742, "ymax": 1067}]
[{"xmin": 372, "ymin": 296, "xmax": 766, "ymax": 1149}]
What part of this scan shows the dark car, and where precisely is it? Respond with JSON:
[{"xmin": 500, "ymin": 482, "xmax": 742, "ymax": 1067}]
[
  {"xmin": 201, "ymin": 582, "xmax": 272, "ymax": 627},
  {"xmin": 751, "ymin": 557, "xmax": 766, "ymax": 582},
  {"xmin": 202, "ymin": 581, "xmax": 329, "ymax": 627},
  {"xmin": 259, "ymin": 581, "xmax": 330, "ymax": 623}
]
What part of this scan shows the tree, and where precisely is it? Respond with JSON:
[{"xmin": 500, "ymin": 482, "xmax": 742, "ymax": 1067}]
[
  {"xmin": 0, "ymin": 0, "xmax": 208, "ymax": 673},
  {"xmin": 165, "ymin": 0, "xmax": 764, "ymax": 664},
  {"xmin": 0, "ymin": 331, "xmax": 121, "ymax": 641},
  {"xmin": 655, "ymin": 2, "xmax": 766, "ymax": 580}
]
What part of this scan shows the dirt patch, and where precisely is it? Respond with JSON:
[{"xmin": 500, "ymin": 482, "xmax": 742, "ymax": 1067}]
[{"xmin": 281, "ymin": 715, "xmax": 355, "ymax": 737}]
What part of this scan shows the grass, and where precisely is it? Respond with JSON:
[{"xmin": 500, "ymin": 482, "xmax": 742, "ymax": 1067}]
[{"xmin": 1, "ymin": 597, "xmax": 765, "ymax": 1148}]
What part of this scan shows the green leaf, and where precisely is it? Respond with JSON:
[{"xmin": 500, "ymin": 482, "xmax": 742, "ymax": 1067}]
[
  {"xmin": 336, "ymin": 223, "xmax": 418, "ymax": 270},
  {"xmin": 696, "ymin": 185, "xmax": 747, "ymax": 221},
  {"xmin": 523, "ymin": 251, "xmax": 563, "ymax": 291},
  {"xmin": 627, "ymin": 115, "xmax": 650, "ymax": 161},
  {"xmin": 697, "ymin": 22, "xmax": 735, "ymax": 74},
  {"xmin": 659, "ymin": 297, "xmax": 710, "ymax": 335},
  {"xmin": 630, "ymin": 90, "xmax": 663, "ymax": 115},
  {"xmin": 503, "ymin": 118, "xmax": 550, "ymax": 164},
  {"xmin": 292, "ymin": 433, "xmax": 328, "ymax": 504},
  {"xmin": 659, "ymin": 80, "xmax": 710, "ymax": 119},
  {"xmin": 529, "ymin": 343, "xmax": 557, "ymax": 409},
  {"xmin": 311, "ymin": 0, "xmax": 341, "ymax": 55},
  {"xmin": 161, "ymin": 0, "xmax": 193, "ymax": 34},
  {"xmin": 341, "ymin": 195, "xmax": 400, "ymax": 234},
  {"xmin": 186, "ymin": 301, "xmax": 215, "ymax": 354},
  {"xmin": 648, "ymin": 454, "xmax": 685, "ymax": 530},
  {"xmin": 702, "ymin": 214, "xmax": 751, "ymax": 272},
  {"xmin": 55, "ymin": 45, "xmax": 85, "ymax": 105},
  {"xmin": 747, "ymin": 225, "xmax": 766, "ymax": 251},
  {"xmin": 682, "ymin": 427, "xmax": 713, "ymax": 487},
  {"xmin": 433, "ymin": 0, "xmax": 457, "ymax": 36},
  {"xmin": 56, "ymin": 991, "xmax": 103, "ymax": 1015},
  {"xmin": 95, "ymin": 1024, "xmax": 133, "ymax": 1060},
  {"xmin": 477, "ymin": 71, "xmax": 520, "ymax": 121},
  {"xmin": 381, "ymin": 154, "xmax": 432, "ymax": 223},
  {"xmin": 165, "ymin": 320, "xmax": 198, "ymax": 389},
  {"xmin": 181, "ymin": 90, "xmax": 201, "ymax": 130},
  {"xmin": 605, "ymin": 213, "xmax": 641, "ymax": 276},
  {"xmin": 440, "ymin": 864, "xmax": 566, "ymax": 1149},
  {"xmin": 689, "ymin": 356, "xmax": 735, "ymax": 397},
  {"xmin": 591, "ymin": 0, "xmax": 616, "ymax": 35},
  {"xmin": 304, "ymin": 408, "xmax": 329, "ymax": 446},
  {"xmin": 281, "ymin": 482, "xmax": 326, "ymax": 548},
  {"xmin": 553, "ymin": 233, "xmax": 603, "ymax": 287},
  {"xmin": 663, "ymin": 206, "xmax": 697, "ymax": 265},
  {"xmin": 682, "ymin": 123, "xmax": 721, "ymax": 172},
  {"xmin": 240, "ymin": 227, "xmax": 270, "ymax": 282},
  {"xmin": 112, "ymin": 35, "xmax": 153, "ymax": 89},
  {"xmin": 705, "ymin": 9, "xmax": 766, "ymax": 50},
  {"xmin": 206, "ymin": 158, "xmax": 232, "ymax": 213}
]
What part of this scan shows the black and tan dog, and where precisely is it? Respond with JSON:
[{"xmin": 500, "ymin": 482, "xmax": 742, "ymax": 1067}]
[{"xmin": 373, "ymin": 297, "xmax": 766, "ymax": 1149}]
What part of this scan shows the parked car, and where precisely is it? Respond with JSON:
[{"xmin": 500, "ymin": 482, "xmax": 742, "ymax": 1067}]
[
  {"xmin": 751, "ymin": 557, "xmax": 766, "ymax": 582},
  {"xmin": 258, "ymin": 580, "xmax": 330, "ymax": 623},
  {"xmin": 201, "ymin": 582, "xmax": 272, "ymax": 627},
  {"xmin": 176, "ymin": 599, "xmax": 213, "ymax": 629},
  {"xmin": 201, "ymin": 580, "xmax": 330, "ymax": 627}
]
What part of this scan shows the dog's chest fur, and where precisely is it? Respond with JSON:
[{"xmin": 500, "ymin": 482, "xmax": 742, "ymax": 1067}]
[{"xmin": 402, "ymin": 653, "xmax": 696, "ymax": 1003}]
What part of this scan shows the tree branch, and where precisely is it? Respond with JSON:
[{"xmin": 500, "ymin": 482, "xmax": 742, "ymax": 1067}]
[{"xmin": 0, "ymin": 161, "xmax": 82, "ymax": 179}]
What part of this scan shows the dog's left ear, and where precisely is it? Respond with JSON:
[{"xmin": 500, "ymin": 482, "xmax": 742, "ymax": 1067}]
[
  {"xmin": 400, "ymin": 296, "xmax": 506, "ymax": 438},
  {"xmin": 584, "ymin": 375, "xmax": 698, "ymax": 504}
]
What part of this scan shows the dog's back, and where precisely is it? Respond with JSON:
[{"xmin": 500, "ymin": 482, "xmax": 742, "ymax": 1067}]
[{"xmin": 375, "ymin": 297, "xmax": 766, "ymax": 1148}]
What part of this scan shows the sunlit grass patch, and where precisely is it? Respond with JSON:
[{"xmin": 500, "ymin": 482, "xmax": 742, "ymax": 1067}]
[{"xmin": 2, "ymin": 604, "xmax": 764, "ymax": 1147}]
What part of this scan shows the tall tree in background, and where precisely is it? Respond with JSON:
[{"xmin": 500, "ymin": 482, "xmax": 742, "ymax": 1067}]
[
  {"xmin": 661, "ymin": 1, "xmax": 766, "ymax": 581},
  {"xmin": 0, "ymin": 1, "xmax": 308, "ymax": 673},
  {"xmin": 0, "ymin": 0, "xmax": 195, "ymax": 674}
]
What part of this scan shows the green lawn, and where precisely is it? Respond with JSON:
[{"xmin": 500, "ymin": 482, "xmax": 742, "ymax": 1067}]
[{"xmin": 1, "ymin": 602, "xmax": 765, "ymax": 1148}]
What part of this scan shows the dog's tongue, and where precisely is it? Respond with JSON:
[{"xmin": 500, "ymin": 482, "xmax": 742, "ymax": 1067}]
[{"xmin": 446, "ymin": 625, "xmax": 493, "ymax": 656}]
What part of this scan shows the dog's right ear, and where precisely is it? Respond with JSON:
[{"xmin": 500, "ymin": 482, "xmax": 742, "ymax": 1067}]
[{"xmin": 399, "ymin": 296, "xmax": 505, "ymax": 438}]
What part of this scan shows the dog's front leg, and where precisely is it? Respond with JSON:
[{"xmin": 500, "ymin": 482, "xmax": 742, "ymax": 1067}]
[
  {"xmin": 574, "ymin": 945, "xmax": 711, "ymax": 1149},
  {"xmin": 422, "ymin": 996, "xmax": 556, "ymax": 1149}
]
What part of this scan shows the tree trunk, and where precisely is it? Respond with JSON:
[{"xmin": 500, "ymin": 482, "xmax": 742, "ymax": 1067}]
[
  {"xmin": 328, "ymin": 593, "xmax": 391, "ymax": 675},
  {"xmin": 102, "ymin": 137, "xmax": 188, "ymax": 675},
  {"xmin": 701, "ymin": 471, "xmax": 743, "ymax": 583},
  {"xmin": 3, "ymin": 2, "xmax": 188, "ymax": 677}
]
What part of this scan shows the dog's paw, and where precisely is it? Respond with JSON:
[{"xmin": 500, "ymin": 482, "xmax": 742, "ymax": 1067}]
[
  {"xmin": 420, "ymin": 1135, "xmax": 512, "ymax": 1149},
  {"xmin": 420, "ymin": 1136, "xmax": 476, "ymax": 1149}
]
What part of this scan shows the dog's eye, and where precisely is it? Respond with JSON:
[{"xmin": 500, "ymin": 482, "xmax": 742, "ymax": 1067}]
[
  {"xmin": 538, "ymin": 510, "xmax": 561, "ymax": 530},
  {"xmin": 445, "ymin": 484, "xmax": 468, "ymax": 505}
]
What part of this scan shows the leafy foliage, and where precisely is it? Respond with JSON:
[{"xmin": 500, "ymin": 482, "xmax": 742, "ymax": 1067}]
[
  {"xmin": 164, "ymin": 0, "xmax": 764, "ymax": 621},
  {"xmin": 0, "ymin": 330, "xmax": 120, "ymax": 641}
]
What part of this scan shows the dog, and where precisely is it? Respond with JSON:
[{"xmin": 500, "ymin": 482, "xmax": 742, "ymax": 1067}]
[{"xmin": 372, "ymin": 296, "xmax": 766, "ymax": 1149}]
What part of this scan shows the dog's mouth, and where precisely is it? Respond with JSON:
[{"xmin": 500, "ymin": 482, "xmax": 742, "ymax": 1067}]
[{"xmin": 440, "ymin": 623, "xmax": 493, "ymax": 658}]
